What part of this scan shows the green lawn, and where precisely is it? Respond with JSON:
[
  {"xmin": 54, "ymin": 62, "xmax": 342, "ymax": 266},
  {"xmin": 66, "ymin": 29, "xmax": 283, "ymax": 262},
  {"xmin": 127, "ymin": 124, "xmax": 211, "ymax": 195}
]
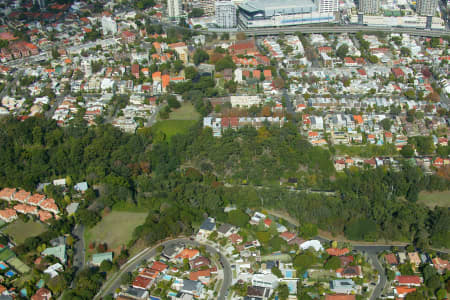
[
  {"xmin": 168, "ymin": 103, "xmax": 200, "ymax": 121},
  {"xmin": 85, "ymin": 211, "xmax": 148, "ymax": 253},
  {"xmin": 418, "ymin": 191, "xmax": 450, "ymax": 208},
  {"xmin": 3, "ymin": 219, "xmax": 47, "ymax": 244},
  {"xmin": 152, "ymin": 120, "xmax": 197, "ymax": 140}
]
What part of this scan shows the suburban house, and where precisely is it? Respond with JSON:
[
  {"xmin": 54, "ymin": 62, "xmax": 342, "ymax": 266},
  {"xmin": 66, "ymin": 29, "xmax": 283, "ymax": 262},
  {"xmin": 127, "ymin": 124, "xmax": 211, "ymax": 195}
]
[
  {"xmin": 196, "ymin": 217, "xmax": 216, "ymax": 240},
  {"xmin": 91, "ymin": 252, "xmax": 113, "ymax": 266}
]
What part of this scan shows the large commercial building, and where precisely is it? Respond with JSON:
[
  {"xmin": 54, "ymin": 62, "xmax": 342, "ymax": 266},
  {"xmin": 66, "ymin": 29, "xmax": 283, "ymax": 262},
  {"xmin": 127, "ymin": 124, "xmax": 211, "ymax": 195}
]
[
  {"xmin": 168, "ymin": 0, "xmax": 182, "ymax": 18},
  {"xmin": 416, "ymin": 0, "xmax": 438, "ymax": 16},
  {"xmin": 358, "ymin": 0, "xmax": 379, "ymax": 14},
  {"xmin": 238, "ymin": 0, "xmax": 336, "ymax": 28},
  {"xmin": 216, "ymin": 0, "xmax": 237, "ymax": 28}
]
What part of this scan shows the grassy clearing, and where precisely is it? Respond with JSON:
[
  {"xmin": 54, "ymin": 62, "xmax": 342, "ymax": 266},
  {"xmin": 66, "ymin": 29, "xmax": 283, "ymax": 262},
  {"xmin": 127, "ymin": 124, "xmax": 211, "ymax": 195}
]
[
  {"xmin": 85, "ymin": 211, "xmax": 148, "ymax": 254},
  {"xmin": 418, "ymin": 191, "xmax": 450, "ymax": 208},
  {"xmin": 152, "ymin": 120, "xmax": 197, "ymax": 140},
  {"xmin": 168, "ymin": 103, "xmax": 200, "ymax": 121},
  {"xmin": 3, "ymin": 219, "xmax": 47, "ymax": 244}
]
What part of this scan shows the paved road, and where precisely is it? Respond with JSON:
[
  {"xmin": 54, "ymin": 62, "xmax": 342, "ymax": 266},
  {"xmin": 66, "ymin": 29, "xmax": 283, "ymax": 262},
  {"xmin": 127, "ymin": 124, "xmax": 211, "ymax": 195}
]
[
  {"xmin": 72, "ymin": 224, "xmax": 85, "ymax": 276},
  {"xmin": 242, "ymin": 25, "xmax": 449, "ymax": 37},
  {"xmin": 97, "ymin": 238, "xmax": 232, "ymax": 300},
  {"xmin": 147, "ymin": 104, "xmax": 162, "ymax": 127}
]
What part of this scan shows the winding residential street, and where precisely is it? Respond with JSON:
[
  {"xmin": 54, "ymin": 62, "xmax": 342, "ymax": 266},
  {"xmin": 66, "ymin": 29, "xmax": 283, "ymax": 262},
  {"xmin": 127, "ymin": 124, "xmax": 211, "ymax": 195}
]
[{"xmin": 96, "ymin": 238, "xmax": 232, "ymax": 300}]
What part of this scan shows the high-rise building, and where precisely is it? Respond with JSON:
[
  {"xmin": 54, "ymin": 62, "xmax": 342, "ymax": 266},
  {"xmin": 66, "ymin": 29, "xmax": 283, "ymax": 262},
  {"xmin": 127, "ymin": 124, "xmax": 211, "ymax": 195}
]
[
  {"xmin": 358, "ymin": 0, "xmax": 379, "ymax": 14},
  {"xmin": 215, "ymin": 0, "xmax": 237, "ymax": 28},
  {"xmin": 416, "ymin": 0, "xmax": 438, "ymax": 16},
  {"xmin": 318, "ymin": 0, "xmax": 339, "ymax": 13},
  {"xmin": 168, "ymin": 0, "xmax": 182, "ymax": 18}
]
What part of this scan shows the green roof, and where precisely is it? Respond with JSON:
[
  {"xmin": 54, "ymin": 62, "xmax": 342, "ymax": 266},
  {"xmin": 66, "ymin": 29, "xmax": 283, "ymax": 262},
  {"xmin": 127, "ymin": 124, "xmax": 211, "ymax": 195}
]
[
  {"xmin": 42, "ymin": 245, "xmax": 66, "ymax": 264},
  {"xmin": 91, "ymin": 252, "xmax": 113, "ymax": 265}
]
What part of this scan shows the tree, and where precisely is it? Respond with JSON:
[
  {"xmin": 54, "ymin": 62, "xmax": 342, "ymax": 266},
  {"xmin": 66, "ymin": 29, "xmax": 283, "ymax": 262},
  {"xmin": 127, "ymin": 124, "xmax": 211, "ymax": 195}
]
[
  {"xmin": 184, "ymin": 66, "xmax": 198, "ymax": 80},
  {"xmin": 368, "ymin": 55, "xmax": 379, "ymax": 64},
  {"xmin": 436, "ymin": 289, "xmax": 447, "ymax": 300},
  {"xmin": 100, "ymin": 260, "xmax": 113, "ymax": 273},
  {"xmin": 400, "ymin": 145, "xmax": 415, "ymax": 158},
  {"xmin": 426, "ymin": 275, "xmax": 441, "ymax": 291},
  {"xmin": 271, "ymin": 266, "xmax": 283, "ymax": 278},
  {"xmin": 380, "ymin": 118, "xmax": 393, "ymax": 131},
  {"xmin": 294, "ymin": 252, "xmax": 316, "ymax": 272},
  {"xmin": 227, "ymin": 210, "xmax": 249, "ymax": 228},
  {"xmin": 193, "ymin": 49, "xmax": 209, "ymax": 65},
  {"xmin": 167, "ymin": 95, "xmax": 181, "ymax": 109},
  {"xmin": 336, "ymin": 44, "xmax": 349, "ymax": 59},
  {"xmin": 324, "ymin": 256, "xmax": 342, "ymax": 270},
  {"xmin": 299, "ymin": 223, "xmax": 318, "ymax": 238},
  {"xmin": 277, "ymin": 284, "xmax": 289, "ymax": 300},
  {"xmin": 215, "ymin": 56, "xmax": 235, "ymax": 72},
  {"xmin": 188, "ymin": 8, "xmax": 204, "ymax": 18},
  {"xmin": 400, "ymin": 47, "xmax": 411, "ymax": 57}
]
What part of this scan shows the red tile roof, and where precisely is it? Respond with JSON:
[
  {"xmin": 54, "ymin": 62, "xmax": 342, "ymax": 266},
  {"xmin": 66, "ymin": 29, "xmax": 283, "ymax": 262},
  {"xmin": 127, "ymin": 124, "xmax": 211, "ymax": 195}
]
[
  {"xmin": 326, "ymin": 248, "xmax": 350, "ymax": 256},
  {"xmin": 175, "ymin": 248, "xmax": 199, "ymax": 260},
  {"xmin": 39, "ymin": 198, "xmax": 59, "ymax": 213},
  {"xmin": 395, "ymin": 275, "xmax": 421, "ymax": 285},
  {"xmin": 384, "ymin": 253, "xmax": 398, "ymax": 265},
  {"xmin": 0, "ymin": 209, "xmax": 17, "ymax": 221},
  {"xmin": 132, "ymin": 275, "xmax": 152, "ymax": 289},
  {"xmin": 280, "ymin": 231, "xmax": 296, "ymax": 241},
  {"xmin": 39, "ymin": 210, "xmax": 53, "ymax": 223},
  {"xmin": 189, "ymin": 269, "xmax": 211, "ymax": 281},
  {"xmin": 28, "ymin": 194, "xmax": 46, "ymax": 206},
  {"xmin": 0, "ymin": 188, "xmax": 15, "ymax": 199},
  {"xmin": 14, "ymin": 204, "xmax": 38, "ymax": 214},
  {"xmin": 13, "ymin": 189, "xmax": 31, "ymax": 202},
  {"xmin": 31, "ymin": 288, "xmax": 52, "ymax": 300},
  {"xmin": 151, "ymin": 261, "xmax": 168, "ymax": 272}
]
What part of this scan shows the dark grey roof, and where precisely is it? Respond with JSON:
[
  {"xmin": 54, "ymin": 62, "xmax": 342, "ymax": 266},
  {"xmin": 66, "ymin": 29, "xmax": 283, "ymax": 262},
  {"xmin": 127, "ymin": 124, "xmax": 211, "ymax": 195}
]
[
  {"xmin": 124, "ymin": 287, "xmax": 148, "ymax": 298},
  {"xmin": 199, "ymin": 218, "xmax": 215, "ymax": 231},
  {"xmin": 246, "ymin": 285, "xmax": 270, "ymax": 298},
  {"xmin": 217, "ymin": 223, "xmax": 233, "ymax": 234},
  {"xmin": 183, "ymin": 279, "xmax": 201, "ymax": 291}
]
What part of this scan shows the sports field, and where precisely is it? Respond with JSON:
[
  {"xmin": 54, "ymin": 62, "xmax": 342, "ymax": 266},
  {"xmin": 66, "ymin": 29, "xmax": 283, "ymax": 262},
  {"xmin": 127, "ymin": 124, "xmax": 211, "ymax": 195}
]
[
  {"xmin": 168, "ymin": 103, "xmax": 200, "ymax": 120},
  {"xmin": 85, "ymin": 211, "xmax": 148, "ymax": 253},
  {"xmin": 152, "ymin": 120, "xmax": 197, "ymax": 140},
  {"xmin": 3, "ymin": 220, "xmax": 47, "ymax": 244},
  {"xmin": 418, "ymin": 191, "xmax": 450, "ymax": 208}
]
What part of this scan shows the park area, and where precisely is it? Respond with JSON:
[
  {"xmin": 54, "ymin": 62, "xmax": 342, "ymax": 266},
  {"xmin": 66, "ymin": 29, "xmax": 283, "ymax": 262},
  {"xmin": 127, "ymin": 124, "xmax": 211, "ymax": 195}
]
[
  {"xmin": 167, "ymin": 102, "xmax": 200, "ymax": 120},
  {"xmin": 152, "ymin": 120, "xmax": 197, "ymax": 141},
  {"xmin": 418, "ymin": 190, "xmax": 450, "ymax": 208},
  {"xmin": 3, "ymin": 219, "xmax": 47, "ymax": 244},
  {"xmin": 85, "ymin": 211, "xmax": 148, "ymax": 254}
]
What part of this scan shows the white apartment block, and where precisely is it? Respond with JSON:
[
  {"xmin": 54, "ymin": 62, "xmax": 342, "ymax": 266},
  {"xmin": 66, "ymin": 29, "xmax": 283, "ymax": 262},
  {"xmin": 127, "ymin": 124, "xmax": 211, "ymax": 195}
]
[
  {"xmin": 168, "ymin": 0, "xmax": 182, "ymax": 18},
  {"xmin": 101, "ymin": 16, "xmax": 117, "ymax": 35},
  {"xmin": 215, "ymin": 0, "xmax": 237, "ymax": 28}
]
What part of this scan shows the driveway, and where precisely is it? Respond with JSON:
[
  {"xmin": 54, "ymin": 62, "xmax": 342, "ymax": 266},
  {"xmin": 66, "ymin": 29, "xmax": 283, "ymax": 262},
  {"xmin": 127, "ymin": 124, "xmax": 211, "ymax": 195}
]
[{"xmin": 96, "ymin": 238, "xmax": 232, "ymax": 300}]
